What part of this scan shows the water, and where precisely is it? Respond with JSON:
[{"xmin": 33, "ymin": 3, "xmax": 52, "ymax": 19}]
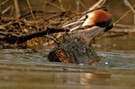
[
  {"xmin": 1, "ymin": 63, "xmax": 135, "ymax": 89},
  {"xmin": 0, "ymin": 33, "xmax": 135, "ymax": 89},
  {"xmin": 0, "ymin": 60, "xmax": 135, "ymax": 89},
  {"xmin": 0, "ymin": 47, "xmax": 135, "ymax": 89},
  {"xmin": 0, "ymin": 61, "xmax": 135, "ymax": 89}
]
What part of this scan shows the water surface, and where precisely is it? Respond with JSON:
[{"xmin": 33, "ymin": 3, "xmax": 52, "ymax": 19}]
[
  {"xmin": 0, "ymin": 47, "xmax": 135, "ymax": 89},
  {"xmin": 0, "ymin": 33, "xmax": 135, "ymax": 89}
]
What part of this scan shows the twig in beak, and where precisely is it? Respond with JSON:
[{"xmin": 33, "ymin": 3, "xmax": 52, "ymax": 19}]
[{"xmin": 62, "ymin": 15, "xmax": 88, "ymax": 32}]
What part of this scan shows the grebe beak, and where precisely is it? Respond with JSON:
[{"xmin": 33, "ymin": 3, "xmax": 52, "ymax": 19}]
[{"xmin": 62, "ymin": 15, "xmax": 88, "ymax": 32}]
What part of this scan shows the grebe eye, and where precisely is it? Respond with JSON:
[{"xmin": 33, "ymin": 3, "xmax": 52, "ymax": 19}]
[{"xmin": 85, "ymin": 15, "xmax": 88, "ymax": 19}]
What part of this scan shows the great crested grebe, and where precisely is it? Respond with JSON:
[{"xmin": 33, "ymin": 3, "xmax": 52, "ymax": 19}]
[{"xmin": 48, "ymin": 7, "xmax": 114, "ymax": 64}]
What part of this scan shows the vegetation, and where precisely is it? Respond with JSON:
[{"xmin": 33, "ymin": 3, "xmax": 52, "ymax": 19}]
[{"xmin": 0, "ymin": 0, "xmax": 135, "ymax": 49}]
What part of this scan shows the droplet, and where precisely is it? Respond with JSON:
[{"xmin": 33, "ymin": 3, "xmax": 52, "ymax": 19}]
[
  {"xmin": 74, "ymin": 39, "xmax": 77, "ymax": 41},
  {"xmin": 105, "ymin": 62, "xmax": 108, "ymax": 65},
  {"xmin": 79, "ymin": 63, "xmax": 84, "ymax": 65}
]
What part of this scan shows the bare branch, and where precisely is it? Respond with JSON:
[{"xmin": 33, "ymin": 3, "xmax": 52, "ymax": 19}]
[
  {"xmin": 124, "ymin": 0, "xmax": 135, "ymax": 24},
  {"xmin": 13, "ymin": 0, "xmax": 21, "ymax": 18},
  {"xmin": 88, "ymin": 0, "xmax": 106, "ymax": 11}
]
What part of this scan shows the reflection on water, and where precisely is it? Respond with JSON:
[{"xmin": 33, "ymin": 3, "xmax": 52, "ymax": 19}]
[{"xmin": 93, "ymin": 34, "xmax": 135, "ymax": 52}]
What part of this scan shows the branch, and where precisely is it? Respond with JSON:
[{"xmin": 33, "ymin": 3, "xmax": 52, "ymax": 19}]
[
  {"xmin": 88, "ymin": 0, "xmax": 106, "ymax": 11},
  {"xmin": 0, "ymin": 27, "xmax": 67, "ymax": 44}
]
